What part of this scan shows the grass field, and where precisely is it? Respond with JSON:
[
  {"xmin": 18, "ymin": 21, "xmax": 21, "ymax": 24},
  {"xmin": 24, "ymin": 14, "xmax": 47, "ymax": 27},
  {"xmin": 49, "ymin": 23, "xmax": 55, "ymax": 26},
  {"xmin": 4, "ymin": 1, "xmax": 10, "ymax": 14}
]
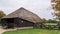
[{"xmin": 2, "ymin": 28, "xmax": 60, "ymax": 34}]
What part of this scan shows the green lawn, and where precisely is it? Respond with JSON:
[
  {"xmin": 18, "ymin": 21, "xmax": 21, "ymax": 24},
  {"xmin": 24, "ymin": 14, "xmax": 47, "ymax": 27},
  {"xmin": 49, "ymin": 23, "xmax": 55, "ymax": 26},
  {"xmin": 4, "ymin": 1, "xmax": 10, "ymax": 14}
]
[{"xmin": 2, "ymin": 28, "xmax": 60, "ymax": 34}]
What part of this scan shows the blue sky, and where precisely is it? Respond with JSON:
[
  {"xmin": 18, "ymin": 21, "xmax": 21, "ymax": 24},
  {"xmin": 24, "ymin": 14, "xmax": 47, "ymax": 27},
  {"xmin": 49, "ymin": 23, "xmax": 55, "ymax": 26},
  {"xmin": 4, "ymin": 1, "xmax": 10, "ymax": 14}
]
[{"xmin": 0, "ymin": 0, "xmax": 55, "ymax": 19}]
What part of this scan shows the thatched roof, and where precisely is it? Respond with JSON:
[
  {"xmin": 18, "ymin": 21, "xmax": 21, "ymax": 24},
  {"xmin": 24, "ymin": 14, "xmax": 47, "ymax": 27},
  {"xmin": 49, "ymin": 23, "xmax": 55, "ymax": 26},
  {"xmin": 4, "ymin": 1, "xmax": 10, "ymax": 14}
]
[{"xmin": 2, "ymin": 7, "xmax": 42, "ymax": 23}]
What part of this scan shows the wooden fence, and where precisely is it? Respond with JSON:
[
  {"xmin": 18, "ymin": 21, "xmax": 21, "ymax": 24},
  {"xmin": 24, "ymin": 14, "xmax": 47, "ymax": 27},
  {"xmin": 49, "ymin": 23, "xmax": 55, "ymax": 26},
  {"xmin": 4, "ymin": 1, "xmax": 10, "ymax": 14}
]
[
  {"xmin": 33, "ymin": 23, "xmax": 60, "ymax": 30},
  {"xmin": 44, "ymin": 25, "xmax": 60, "ymax": 30}
]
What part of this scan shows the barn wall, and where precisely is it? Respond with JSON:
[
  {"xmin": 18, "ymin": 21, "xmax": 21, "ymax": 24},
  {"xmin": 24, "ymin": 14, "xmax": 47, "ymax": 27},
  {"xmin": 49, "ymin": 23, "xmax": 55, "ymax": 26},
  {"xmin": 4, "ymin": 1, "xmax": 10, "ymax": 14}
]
[
  {"xmin": 1, "ymin": 18, "xmax": 15, "ymax": 28},
  {"xmin": 14, "ymin": 18, "xmax": 34, "ymax": 27},
  {"xmin": 1, "ymin": 18, "xmax": 34, "ymax": 28}
]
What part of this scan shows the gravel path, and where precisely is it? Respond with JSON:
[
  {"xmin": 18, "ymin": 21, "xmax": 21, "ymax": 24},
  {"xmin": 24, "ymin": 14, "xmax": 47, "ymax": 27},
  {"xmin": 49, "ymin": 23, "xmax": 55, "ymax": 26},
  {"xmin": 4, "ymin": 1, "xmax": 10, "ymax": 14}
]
[
  {"xmin": 0, "ymin": 28, "xmax": 7, "ymax": 34},
  {"xmin": 0, "ymin": 27, "xmax": 33, "ymax": 34}
]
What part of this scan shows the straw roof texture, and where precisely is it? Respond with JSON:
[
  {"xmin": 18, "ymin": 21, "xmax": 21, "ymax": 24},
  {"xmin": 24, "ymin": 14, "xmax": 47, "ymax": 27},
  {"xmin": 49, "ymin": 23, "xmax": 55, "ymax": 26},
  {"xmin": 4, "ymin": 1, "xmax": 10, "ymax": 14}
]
[{"xmin": 3, "ymin": 7, "xmax": 42, "ymax": 23}]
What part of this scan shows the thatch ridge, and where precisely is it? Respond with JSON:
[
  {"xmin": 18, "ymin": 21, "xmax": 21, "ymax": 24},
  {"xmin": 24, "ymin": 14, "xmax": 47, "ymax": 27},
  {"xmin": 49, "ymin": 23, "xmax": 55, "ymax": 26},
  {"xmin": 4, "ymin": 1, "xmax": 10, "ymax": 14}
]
[{"xmin": 2, "ymin": 7, "xmax": 43, "ymax": 23}]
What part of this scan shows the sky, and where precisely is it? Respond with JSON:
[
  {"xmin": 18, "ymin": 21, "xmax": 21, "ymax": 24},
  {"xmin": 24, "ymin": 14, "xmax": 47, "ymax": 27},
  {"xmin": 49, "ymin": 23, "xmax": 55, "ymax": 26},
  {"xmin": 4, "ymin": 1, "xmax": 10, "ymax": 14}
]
[{"xmin": 0, "ymin": 0, "xmax": 55, "ymax": 20}]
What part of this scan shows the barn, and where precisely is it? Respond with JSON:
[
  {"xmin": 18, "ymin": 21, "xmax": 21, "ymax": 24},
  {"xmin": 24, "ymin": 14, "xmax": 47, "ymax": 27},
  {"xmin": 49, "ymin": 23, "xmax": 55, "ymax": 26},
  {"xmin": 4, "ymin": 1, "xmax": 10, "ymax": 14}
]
[{"xmin": 1, "ymin": 7, "xmax": 43, "ymax": 28}]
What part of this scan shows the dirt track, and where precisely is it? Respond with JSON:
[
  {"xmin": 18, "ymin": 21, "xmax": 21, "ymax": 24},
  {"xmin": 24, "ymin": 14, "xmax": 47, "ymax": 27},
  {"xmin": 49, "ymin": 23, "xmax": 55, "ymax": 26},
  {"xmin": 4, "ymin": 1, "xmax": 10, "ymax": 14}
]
[
  {"xmin": 0, "ymin": 28, "xmax": 7, "ymax": 34},
  {"xmin": 0, "ymin": 27, "xmax": 33, "ymax": 34}
]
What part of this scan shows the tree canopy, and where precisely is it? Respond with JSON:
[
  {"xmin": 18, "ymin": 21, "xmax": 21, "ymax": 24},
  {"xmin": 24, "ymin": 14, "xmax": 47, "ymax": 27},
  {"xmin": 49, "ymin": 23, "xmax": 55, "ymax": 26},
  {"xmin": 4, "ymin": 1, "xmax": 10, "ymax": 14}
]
[
  {"xmin": 51, "ymin": 0, "xmax": 60, "ymax": 21},
  {"xmin": 0, "ymin": 11, "xmax": 6, "ymax": 18}
]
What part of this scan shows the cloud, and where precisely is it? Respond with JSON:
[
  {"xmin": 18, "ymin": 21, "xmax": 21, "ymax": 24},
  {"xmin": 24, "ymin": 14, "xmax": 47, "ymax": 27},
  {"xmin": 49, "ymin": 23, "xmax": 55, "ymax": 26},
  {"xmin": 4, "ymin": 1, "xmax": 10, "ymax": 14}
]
[{"xmin": 0, "ymin": 0, "xmax": 54, "ymax": 19}]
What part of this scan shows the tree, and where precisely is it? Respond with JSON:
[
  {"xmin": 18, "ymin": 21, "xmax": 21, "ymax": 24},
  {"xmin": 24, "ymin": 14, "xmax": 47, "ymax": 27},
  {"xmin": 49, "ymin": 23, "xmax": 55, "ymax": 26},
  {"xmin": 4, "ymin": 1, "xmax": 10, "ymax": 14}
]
[
  {"xmin": 42, "ymin": 18, "xmax": 48, "ymax": 23},
  {"xmin": 0, "ymin": 11, "xmax": 6, "ymax": 18},
  {"xmin": 0, "ymin": 11, "xmax": 6, "ymax": 24},
  {"xmin": 51, "ymin": 0, "xmax": 60, "ymax": 22},
  {"xmin": 47, "ymin": 19, "xmax": 57, "ymax": 23}
]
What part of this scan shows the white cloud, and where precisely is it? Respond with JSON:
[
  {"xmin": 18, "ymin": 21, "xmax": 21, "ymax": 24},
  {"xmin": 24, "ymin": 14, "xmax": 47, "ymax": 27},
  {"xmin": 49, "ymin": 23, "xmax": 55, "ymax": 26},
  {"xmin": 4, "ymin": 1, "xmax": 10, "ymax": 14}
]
[{"xmin": 0, "ymin": 0, "xmax": 54, "ymax": 19}]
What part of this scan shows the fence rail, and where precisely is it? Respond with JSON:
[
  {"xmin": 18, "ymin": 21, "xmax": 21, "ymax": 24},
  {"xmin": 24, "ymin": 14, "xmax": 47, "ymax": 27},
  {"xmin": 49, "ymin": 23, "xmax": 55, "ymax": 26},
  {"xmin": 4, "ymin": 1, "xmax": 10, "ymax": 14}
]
[
  {"xmin": 42, "ymin": 25, "xmax": 60, "ymax": 30},
  {"xmin": 34, "ymin": 23, "xmax": 60, "ymax": 30}
]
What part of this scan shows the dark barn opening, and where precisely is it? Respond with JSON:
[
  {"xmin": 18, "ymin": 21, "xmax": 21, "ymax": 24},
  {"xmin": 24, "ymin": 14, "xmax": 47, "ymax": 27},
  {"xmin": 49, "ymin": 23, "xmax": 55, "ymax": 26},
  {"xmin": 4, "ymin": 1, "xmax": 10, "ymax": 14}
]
[{"xmin": 1, "ymin": 17, "xmax": 34, "ymax": 29}]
